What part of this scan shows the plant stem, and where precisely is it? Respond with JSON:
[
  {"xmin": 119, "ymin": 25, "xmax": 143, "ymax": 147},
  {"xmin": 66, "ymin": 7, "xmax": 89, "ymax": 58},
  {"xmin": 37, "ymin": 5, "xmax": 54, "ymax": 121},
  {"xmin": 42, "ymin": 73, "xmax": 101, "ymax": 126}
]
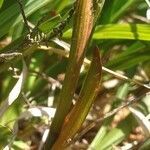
[
  {"xmin": 44, "ymin": 0, "xmax": 95, "ymax": 149},
  {"xmin": 52, "ymin": 47, "xmax": 102, "ymax": 149}
]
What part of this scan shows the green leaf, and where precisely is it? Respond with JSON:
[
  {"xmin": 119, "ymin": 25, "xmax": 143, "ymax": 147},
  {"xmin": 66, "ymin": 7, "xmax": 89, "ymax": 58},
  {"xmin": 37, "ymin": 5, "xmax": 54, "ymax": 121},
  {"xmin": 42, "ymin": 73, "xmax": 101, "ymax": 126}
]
[
  {"xmin": 11, "ymin": 22, "xmax": 24, "ymax": 40},
  {"xmin": 0, "ymin": 0, "xmax": 4, "ymax": 8},
  {"xmin": 100, "ymin": 0, "xmax": 136, "ymax": 23},
  {"xmin": 106, "ymin": 50, "xmax": 150, "ymax": 70},
  {"xmin": 38, "ymin": 15, "xmax": 61, "ymax": 33},
  {"xmin": 53, "ymin": 0, "xmax": 73, "ymax": 12},
  {"xmin": 90, "ymin": 83, "xmax": 130, "ymax": 149},
  {"xmin": 139, "ymin": 138, "xmax": 150, "ymax": 150},
  {"xmin": 91, "ymin": 115, "xmax": 136, "ymax": 150},
  {"xmin": 0, "ymin": 125, "xmax": 12, "ymax": 149},
  {"xmin": 64, "ymin": 24, "xmax": 150, "ymax": 41},
  {"xmin": 89, "ymin": 121, "xmax": 109, "ymax": 149},
  {"xmin": 13, "ymin": 141, "xmax": 30, "ymax": 150},
  {"xmin": 94, "ymin": 24, "xmax": 150, "ymax": 41},
  {"xmin": 0, "ymin": 0, "xmax": 52, "ymax": 38}
]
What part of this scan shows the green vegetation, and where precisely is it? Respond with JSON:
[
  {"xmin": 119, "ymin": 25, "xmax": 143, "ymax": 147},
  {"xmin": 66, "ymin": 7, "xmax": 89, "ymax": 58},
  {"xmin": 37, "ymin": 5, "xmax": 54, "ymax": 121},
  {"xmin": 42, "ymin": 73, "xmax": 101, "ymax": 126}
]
[{"xmin": 0, "ymin": 0, "xmax": 150, "ymax": 149}]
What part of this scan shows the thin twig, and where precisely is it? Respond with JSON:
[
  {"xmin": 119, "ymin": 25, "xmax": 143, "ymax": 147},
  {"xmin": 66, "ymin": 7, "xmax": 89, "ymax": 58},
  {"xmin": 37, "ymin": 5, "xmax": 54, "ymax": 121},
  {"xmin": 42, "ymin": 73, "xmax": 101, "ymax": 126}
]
[
  {"xmin": 30, "ymin": 70, "xmax": 61, "ymax": 86},
  {"xmin": 21, "ymin": 92, "xmax": 32, "ymax": 108},
  {"xmin": 101, "ymin": 66, "xmax": 150, "ymax": 89}
]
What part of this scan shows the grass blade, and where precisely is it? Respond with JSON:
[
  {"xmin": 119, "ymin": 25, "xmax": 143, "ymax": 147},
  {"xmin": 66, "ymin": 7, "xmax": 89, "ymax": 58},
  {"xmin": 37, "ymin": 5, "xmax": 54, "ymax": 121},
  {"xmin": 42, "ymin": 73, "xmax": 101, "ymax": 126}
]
[
  {"xmin": 64, "ymin": 24, "xmax": 150, "ymax": 41},
  {"xmin": 0, "ymin": 0, "xmax": 4, "ymax": 8}
]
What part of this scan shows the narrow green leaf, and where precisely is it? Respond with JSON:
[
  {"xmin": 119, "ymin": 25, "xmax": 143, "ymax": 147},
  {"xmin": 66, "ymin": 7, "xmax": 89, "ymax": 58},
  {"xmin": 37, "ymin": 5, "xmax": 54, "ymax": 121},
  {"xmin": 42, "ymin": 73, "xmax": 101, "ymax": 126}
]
[
  {"xmin": 106, "ymin": 42, "xmax": 150, "ymax": 70},
  {"xmin": 13, "ymin": 0, "xmax": 53, "ymax": 26},
  {"xmin": 107, "ymin": 54, "xmax": 150, "ymax": 70},
  {"xmin": 116, "ymin": 83, "xmax": 130, "ymax": 100},
  {"xmin": 0, "ymin": 0, "xmax": 4, "ymax": 8},
  {"xmin": 0, "ymin": 125, "xmax": 12, "ymax": 149},
  {"xmin": 64, "ymin": 24, "xmax": 150, "ymax": 41},
  {"xmin": 54, "ymin": 0, "xmax": 72, "ymax": 12},
  {"xmin": 101, "ymin": 0, "xmax": 136, "ymax": 23},
  {"xmin": 11, "ymin": 22, "xmax": 24, "ymax": 40},
  {"xmin": 38, "ymin": 15, "xmax": 61, "ymax": 33},
  {"xmin": 94, "ymin": 24, "xmax": 150, "ymax": 41},
  {"xmin": 13, "ymin": 141, "xmax": 30, "ymax": 150},
  {"xmin": 139, "ymin": 138, "xmax": 150, "ymax": 150},
  {"xmin": 91, "ymin": 115, "xmax": 136, "ymax": 150},
  {"xmin": 0, "ymin": 3, "xmax": 19, "ymax": 26},
  {"xmin": 109, "ymin": 0, "xmax": 135, "ymax": 22},
  {"xmin": 0, "ymin": 0, "xmax": 52, "ymax": 38},
  {"xmin": 106, "ymin": 42, "xmax": 146, "ymax": 68},
  {"xmin": 89, "ymin": 121, "xmax": 109, "ymax": 150},
  {"xmin": 90, "ymin": 83, "xmax": 130, "ymax": 149}
]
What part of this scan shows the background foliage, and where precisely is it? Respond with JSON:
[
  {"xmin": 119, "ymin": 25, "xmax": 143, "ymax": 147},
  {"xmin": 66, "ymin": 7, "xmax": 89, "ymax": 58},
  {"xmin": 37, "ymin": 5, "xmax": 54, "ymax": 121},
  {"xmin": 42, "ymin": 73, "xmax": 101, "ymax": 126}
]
[{"xmin": 0, "ymin": 0, "xmax": 150, "ymax": 149}]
